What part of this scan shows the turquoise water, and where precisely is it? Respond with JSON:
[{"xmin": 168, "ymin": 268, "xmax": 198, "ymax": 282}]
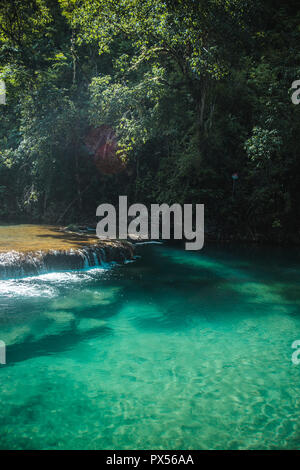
[{"xmin": 0, "ymin": 243, "xmax": 300, "ymax": 450}]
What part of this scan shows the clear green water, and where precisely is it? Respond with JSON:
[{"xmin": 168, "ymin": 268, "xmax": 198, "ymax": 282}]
[{"xmin": 1, "ymin": 243, "xmax": 300, "ymax": 450}]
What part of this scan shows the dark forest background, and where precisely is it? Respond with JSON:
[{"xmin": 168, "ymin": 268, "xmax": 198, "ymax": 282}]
[{"xmin": 0, "ymin": 0, "xmax": 300, "ymax": 242}]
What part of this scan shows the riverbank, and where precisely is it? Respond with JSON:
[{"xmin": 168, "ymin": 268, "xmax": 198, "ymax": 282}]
[{"xmin": 63, "ymin": 221, "xmax": 300, "ymax": 247}]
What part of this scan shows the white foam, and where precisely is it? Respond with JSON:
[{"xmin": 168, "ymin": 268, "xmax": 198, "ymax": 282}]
[{"xmin": 0, "ymin": 280, "xmax": 57, "ymax": 298}]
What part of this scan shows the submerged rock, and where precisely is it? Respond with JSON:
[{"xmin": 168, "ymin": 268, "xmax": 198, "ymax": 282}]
[
  {"xmin": 77, "ymin": 318, "xmax": 107, "ymax": 333},
  {"xmin": 51, "ymin": 287, "xmax": 122, "ymax": 311}
]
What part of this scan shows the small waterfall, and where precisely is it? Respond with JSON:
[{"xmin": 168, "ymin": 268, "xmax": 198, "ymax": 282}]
[
  {"xmin": 0, "ymin": 242, "xmax": 134, "ymax": 279},
  {"xmin": 0, "ymin": 250, "xmax": 44, "ymax": 279},
  {"xmin": 93, "ymin": 251, "xmax": 99, "ymax": 266},
  {"xmin": 78, "ymin": 249, "xmax": 89, "ymax": 269},
  {"xmin": 100, "ymin": 248, "xmax": 106, "ymax": 263}
]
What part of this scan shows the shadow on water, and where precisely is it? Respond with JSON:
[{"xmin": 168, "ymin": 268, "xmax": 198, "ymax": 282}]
[
  {"xmin": 6, "ymin": 324, "xmax": 113, "ymax": 366},
  {"xmin": 119, "ymin": 244, "xmax": 300, "ymax": 328}
]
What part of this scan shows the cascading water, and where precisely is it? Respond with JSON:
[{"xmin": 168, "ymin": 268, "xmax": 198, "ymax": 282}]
[
  {"xmin": 0, "ymin": 225, "xmax": 134, "ymax": 279},
  {"xmin": 0, "ymin": 244, "xmax": 134, "ymax": 279}
]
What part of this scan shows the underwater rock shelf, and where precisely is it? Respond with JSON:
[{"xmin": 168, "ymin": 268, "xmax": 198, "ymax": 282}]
[{"xmin": 0, "ymin": 225, "xmax": 134, "ymax": 279}]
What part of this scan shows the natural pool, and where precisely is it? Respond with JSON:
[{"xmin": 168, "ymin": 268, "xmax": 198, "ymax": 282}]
[{"xmin": 0, "ymin": 242, "xmax": 300, "ymax": 449}]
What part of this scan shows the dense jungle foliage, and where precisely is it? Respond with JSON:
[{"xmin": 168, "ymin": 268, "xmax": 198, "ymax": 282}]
[{"xmin": 0, "ymin": 0, "xmax": 300, "ymax": 242}]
